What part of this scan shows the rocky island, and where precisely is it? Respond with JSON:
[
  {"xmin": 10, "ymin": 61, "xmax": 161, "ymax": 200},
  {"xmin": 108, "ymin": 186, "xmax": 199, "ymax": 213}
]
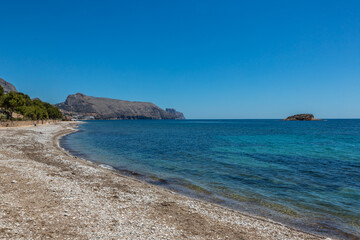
[
  {"xmin": 284, "ymin": 114, "xmax": 321, "ymax": 121},
  {"xmin": 56, "ymin": 93, "xmax": 185, "ymax": 120}
]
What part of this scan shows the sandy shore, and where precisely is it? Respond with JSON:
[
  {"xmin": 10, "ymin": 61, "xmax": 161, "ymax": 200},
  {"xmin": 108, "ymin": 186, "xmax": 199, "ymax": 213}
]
[{"xmin": 0, "ymin": 122, "xmax": 329, "ymax": 239}]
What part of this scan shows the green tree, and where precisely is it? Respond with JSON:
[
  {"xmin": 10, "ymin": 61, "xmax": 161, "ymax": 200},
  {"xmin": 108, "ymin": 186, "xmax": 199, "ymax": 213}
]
[
  {"xmin": 0, "ymin": 85, "xmax": 5, "ymax": 119},
  {"xmin": 43, "ymin": 102, "xmax": 63, "ymax": 119},
  {"xmin": 0, "ymin": 85, "xmax": 4, "ymax": 97},
  {"xmin": 23, "ymin": 106, "xmax": 37, "ymax": 120},
  {"xmin": 32, "ymin": 100, "xmax": 48, "ymax": 120},
  {"xmin": 16, "ymin": 92, "xmax": 32, "ymax": 106},
  {"xmin": 0, "ymin": 89, "xmax": 63, "ymax": 121},
  {"xmin": 36, "ymin": 105, "xmax": 48, "ymax": 120},
  {"xmin": 1, "ymin": 92, "xmax": 26, "ymax": 119}
]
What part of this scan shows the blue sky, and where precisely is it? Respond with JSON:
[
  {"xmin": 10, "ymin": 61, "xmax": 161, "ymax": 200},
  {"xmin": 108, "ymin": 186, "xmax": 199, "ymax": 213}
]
[{"xmin": 1, "ymin": 0, "xmax": 359, "ymax": 119}]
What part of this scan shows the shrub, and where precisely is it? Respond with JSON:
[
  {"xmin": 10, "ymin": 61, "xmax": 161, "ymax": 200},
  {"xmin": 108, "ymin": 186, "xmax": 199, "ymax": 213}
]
[
  {"xmin": 0, "ymin": 91, "xmax": 63, "ymax": 120},
  {"xmin": 0, "ymin": 85, "xmax": 4, "ymax": 97}
]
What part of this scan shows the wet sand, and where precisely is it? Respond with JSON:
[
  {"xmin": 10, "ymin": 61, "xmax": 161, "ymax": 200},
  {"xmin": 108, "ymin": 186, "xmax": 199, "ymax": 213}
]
[{"xmin": 0, "ymin": 122, "xmax": 330, "ymax": 239}]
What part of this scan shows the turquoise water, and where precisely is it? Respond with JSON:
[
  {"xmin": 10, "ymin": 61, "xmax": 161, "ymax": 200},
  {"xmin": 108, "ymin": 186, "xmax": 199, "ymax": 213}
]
[{"xmin": 61, "ymin": 120, "xmax": 360, "ymax": 239}]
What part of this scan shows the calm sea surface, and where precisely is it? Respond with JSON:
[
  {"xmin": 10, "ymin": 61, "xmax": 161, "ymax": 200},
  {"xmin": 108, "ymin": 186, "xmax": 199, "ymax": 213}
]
[{"xmin": 61, "ymin": 119, "xmax": 360, "ymax": 239}]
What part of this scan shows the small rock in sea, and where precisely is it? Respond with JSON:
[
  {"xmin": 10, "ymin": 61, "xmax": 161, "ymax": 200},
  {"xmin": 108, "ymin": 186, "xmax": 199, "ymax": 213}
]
[
  {"xmin": 11, "ymin": 180, "xmax": 17, "ymax": 184},
  {"xmin": 283, "ymin": 113, "xmax": 321, "ymax": 121}
]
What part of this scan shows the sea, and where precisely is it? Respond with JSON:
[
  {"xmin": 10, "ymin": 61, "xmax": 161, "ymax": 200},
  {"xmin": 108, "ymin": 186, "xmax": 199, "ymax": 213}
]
[{"xmin": 60, "ymin": 119, "xmax": 360, "ymax": 239}]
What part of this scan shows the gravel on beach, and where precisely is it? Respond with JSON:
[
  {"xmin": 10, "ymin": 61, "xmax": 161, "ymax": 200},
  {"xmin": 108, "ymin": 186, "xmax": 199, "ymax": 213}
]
[{"xmin": 0, "ymin": 122, "xmax": 329, "ymax": 239}]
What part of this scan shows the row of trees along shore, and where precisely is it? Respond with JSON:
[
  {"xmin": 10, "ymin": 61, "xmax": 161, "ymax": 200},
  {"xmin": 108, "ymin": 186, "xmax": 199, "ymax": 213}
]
[{"xmin": 0, "ymin": 85, "xmax": 63, "ymax": 121}]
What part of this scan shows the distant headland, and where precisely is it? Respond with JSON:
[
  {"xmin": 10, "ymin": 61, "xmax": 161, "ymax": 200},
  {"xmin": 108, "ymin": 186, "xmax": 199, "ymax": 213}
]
[
  {"xmin": 0, "ymin": 77, "xmax": 185, "ymax": 121},
  {"xmin": 56, "ymin": 93, "xmax": 185, "ymax": 120}
]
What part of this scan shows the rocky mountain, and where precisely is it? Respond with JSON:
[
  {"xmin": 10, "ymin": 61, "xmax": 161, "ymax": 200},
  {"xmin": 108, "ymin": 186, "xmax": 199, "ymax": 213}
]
[
  {"xmin": 56, "ymin": 93, "xmax": 185, "ymax": 120},
  {"xmin": 165, "ymin": 108, "xmax": 185, "ymax": 120},
  {"xmin": 0, "ymin": 78, "xmax": 18, "ymax": 94},
  {"xmin": 284, "ymin": 114, "xmax": 321, "ymax": 121}
]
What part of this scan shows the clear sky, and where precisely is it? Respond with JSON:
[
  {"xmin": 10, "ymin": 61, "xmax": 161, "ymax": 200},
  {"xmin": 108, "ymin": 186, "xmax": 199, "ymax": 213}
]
[{"xmin": 1, "ymin": 0, "xmax": 359, "ymax": 119}]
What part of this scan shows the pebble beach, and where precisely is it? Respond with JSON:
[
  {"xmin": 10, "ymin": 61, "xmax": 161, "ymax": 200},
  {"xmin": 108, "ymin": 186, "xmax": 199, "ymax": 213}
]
[{"xmin": 0, "ymin": 122, "xmax": 329, "ymax": 239}]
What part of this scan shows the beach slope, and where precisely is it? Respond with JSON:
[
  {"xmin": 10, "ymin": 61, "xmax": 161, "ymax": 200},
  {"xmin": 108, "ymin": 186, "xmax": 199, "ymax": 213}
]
[{"xmin": 0, "ymin": 122, "xmax": 325, "ymax": 239}]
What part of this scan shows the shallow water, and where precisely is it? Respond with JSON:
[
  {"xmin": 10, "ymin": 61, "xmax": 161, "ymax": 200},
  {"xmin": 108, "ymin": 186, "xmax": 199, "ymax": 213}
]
[{"xmin": 61, "ymin": 119, "xmax": 360, "ymax": 239}]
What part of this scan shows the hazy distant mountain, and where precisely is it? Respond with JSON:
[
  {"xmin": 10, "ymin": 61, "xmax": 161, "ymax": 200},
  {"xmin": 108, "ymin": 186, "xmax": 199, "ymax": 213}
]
[
  {"xmin": 56, "ymin": 93, "xmax": 185, "ymax": 120},
  {"xmin": 0, "ymin": 78, "xmax": 18, "ymax": 94}
]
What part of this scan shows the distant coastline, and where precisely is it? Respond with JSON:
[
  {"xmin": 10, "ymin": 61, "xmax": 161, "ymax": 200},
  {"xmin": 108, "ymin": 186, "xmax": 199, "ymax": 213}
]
[{"xmin": 56, "ymin": 93, "xmax": 185, "ymax": 120}]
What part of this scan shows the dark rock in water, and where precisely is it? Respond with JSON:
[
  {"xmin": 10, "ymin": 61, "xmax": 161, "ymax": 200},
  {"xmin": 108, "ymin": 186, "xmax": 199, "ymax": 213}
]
[
  {"xmin": 165, "ymin": 108, "xmax": 185, "ymax": 120},
  {"xmin": 56, "ymin": 93, "xmax": 185, "ymax": 120},
  {"xmin": 284, "ymin": 114, "xmax": 321, "ymax": 121},
  {"xmin": 0, "ymin": 78, "xmax": 18, "ymax": 94}
]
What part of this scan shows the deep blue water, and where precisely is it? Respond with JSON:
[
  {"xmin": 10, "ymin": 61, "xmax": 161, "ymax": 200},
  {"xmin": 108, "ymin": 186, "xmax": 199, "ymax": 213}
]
[{"xmin": 61, "ymin": 119, "xmax": 360, "ymax": 239}]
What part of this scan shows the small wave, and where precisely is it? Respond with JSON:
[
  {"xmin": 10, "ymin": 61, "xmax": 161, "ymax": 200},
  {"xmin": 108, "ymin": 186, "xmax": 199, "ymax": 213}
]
[{"xmin": 99, "ymin": 164, "xmax": 115, "ymax": 170}]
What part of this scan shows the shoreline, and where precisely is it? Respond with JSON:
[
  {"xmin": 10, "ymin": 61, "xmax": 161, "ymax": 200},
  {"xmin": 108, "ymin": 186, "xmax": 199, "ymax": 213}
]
[
  {"xmin": 0, "ymin": 122, "xmax": 330, "ymax": 239},
  {"xmin": 55, "ymin": 124, "xmax": 340, "ymax": 240},
  {"xmin": 60, "ymin": 123, "xmax": 359, "ymax": 240}
]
